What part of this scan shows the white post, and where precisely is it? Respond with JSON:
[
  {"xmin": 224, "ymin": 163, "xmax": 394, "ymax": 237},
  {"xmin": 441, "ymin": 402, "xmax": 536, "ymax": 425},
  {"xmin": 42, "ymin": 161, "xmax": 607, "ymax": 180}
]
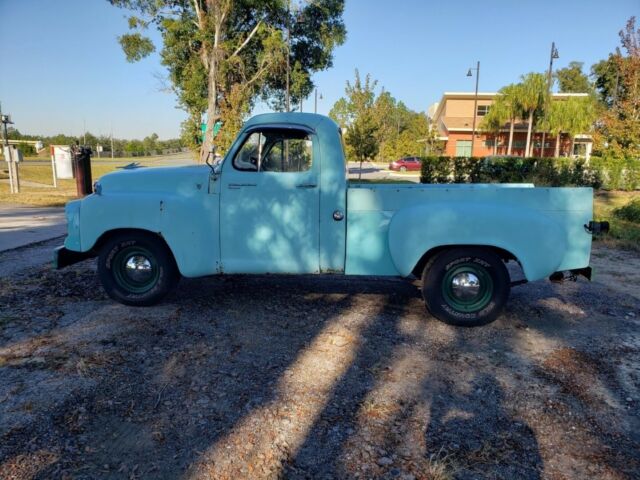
[
  {"xmin": 5, "ymin": 146, "xmax": 15, "ymax": 193},
  {"xmin": 13, "ymin": 155, "xmax": 20, "ymax": 193},
  {"xmin": 51, "ymin": 147, "xmax": 58, "ymax": 188}
]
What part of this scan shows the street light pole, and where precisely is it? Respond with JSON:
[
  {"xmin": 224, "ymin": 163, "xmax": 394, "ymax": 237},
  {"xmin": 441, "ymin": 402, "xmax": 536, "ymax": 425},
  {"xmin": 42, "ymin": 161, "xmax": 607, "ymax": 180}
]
[
  {"xmin": 467, "ymin": 61, "xmax": 480, "ymax": 156},
  {"xmin": 541, "ymin": 42, "xmax": 559, "ymax": 157}
]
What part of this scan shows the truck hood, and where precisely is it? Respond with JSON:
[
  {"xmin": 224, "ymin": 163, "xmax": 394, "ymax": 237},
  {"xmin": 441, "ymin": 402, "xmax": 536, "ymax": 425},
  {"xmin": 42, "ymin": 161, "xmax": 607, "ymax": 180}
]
[{"xmin": 96, "ymin": 165, "xmax": 211, "ymax": 194}]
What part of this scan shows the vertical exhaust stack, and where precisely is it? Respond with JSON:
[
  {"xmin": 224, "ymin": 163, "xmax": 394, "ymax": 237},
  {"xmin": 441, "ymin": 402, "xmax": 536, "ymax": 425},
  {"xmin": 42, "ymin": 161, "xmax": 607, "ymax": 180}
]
[{"xmin": 72, "ymin": 143, "xmax": 93, "ymax": 196}]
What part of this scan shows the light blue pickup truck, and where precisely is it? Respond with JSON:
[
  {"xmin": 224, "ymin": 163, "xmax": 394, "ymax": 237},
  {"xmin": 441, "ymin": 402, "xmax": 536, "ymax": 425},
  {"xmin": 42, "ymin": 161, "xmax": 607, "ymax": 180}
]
[{"xmin": 55, "ymin": 113, "xmax": 606, "ymax": 326}]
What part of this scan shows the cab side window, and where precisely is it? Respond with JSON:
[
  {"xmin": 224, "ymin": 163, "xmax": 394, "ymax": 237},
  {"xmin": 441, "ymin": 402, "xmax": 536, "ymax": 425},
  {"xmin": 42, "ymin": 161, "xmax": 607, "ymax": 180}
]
[{"xmin": 233, "ymin": 129, "xmax": 312, "ymax": 172}]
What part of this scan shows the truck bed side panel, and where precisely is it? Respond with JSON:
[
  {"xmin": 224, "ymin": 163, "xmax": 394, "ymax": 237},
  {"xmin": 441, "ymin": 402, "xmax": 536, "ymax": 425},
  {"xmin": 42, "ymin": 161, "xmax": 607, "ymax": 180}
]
[{"xmin": 346, "ymin": 185, "xmax": 593, "ymax": 280}]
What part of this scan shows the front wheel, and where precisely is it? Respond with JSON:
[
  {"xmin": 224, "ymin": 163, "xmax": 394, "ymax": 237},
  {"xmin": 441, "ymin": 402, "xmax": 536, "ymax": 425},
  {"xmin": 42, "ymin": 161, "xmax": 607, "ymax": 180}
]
[
  {"xmin": 422, "ymin": 248, "xmax": 510, "ymax": 327},
  {"xmin": 98, "ymin": 232, "xmax": 179, "ymax": 306},
  {"xmin": 400, "ymin": 166, "xmax": 407, "ymax": 172}
]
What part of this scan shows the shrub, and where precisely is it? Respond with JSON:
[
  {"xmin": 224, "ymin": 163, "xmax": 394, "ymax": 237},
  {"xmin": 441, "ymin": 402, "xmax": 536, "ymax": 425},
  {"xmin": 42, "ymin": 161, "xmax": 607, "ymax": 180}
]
[
  {"xmin": 613, "ymin": 199, "xmax": 640, "ymax": 223},
  {"xmin": 420, "ymin": 155, "xmax": 635, "ymax": 190}
]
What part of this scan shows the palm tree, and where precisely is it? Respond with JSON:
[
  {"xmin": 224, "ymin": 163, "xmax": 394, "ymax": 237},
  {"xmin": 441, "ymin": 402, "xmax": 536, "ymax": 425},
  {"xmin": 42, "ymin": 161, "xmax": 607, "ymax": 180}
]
[
  {"xmin": 480, "ymin": 99, "xmax": 508, "ymax": 154},
  {"xmin": 543, "ymin": 96, "xmax": 596, "ymax": 157},
  {"xmin": 543, "ymin": 100, "xmax": 568, "ymax": 157},
  {"xmin": 491, "ymin": 84, "xmax": 522, "ymax": 155},
  {"xmin": 517, "ymin": 73, "xmax": 548, "ymax": 157},
  {"xmin": 565, "ymin": 96, "xmax": 596, "ymax": 158}
]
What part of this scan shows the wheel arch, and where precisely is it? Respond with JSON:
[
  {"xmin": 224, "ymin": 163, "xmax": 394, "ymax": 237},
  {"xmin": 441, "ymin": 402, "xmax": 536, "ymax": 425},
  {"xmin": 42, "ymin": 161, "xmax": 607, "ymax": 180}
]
[
  {"xmin": 92, "ymin": 228, "xmax": 179, "ymax": 271},
  {"xmin": 411, "ymin": 244, "xmax": 518, "ymax": 278}
]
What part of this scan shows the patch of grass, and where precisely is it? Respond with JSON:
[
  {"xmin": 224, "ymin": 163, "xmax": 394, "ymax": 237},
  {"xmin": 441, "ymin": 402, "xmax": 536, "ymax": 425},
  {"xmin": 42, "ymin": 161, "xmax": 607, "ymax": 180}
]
[
  {"xmin": 613, "ymin": 198, "xmax": 640, "ymax": 223},
  {"xmin": 594, "ymin": 191, "xmax": 640, "ymax": 251},
  {"xmin": 0, "ymin": 164, "xmax": 150, "ymax": 207}
]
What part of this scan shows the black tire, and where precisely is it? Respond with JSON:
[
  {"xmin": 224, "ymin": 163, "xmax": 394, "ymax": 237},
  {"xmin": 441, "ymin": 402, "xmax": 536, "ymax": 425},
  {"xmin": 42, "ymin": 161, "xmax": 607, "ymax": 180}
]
[
  {"xmin": 422, "ymin": 247, "xmax": 510, "ymax": 327},
  {"xmin": 97, "ymin": 231, "xmax": 179, "ymax": 306}
]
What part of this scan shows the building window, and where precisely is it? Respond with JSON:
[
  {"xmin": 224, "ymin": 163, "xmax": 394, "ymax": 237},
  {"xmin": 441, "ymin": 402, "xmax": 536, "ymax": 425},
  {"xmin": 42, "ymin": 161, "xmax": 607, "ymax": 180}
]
[
  {"xmin": 455, "ymin": 140, "xmax": 472, "ymax": 157},
  {"xmin": 512, "ymin": 140, "xmax": 526, "ymax": 148},
  {"xmin": 477, "ymin": 105, "xmax": 490, "ymax": 116}
]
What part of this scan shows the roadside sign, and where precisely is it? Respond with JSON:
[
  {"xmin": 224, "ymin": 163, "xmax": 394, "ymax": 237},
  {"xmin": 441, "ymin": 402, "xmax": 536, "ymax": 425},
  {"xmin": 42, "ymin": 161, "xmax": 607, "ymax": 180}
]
[
  {"xmin": 200, "ymin": 120, "xmax": 223, "ymax": 142},
  {"xmin": 51, "ymin": 145, "xmax": 73, "ymax": 179}
]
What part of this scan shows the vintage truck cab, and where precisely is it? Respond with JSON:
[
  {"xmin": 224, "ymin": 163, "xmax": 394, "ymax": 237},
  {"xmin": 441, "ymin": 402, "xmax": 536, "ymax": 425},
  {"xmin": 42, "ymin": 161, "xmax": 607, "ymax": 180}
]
[{"xmin": 55, "ymin": 113, "xmax": 602, "ymax": 326}]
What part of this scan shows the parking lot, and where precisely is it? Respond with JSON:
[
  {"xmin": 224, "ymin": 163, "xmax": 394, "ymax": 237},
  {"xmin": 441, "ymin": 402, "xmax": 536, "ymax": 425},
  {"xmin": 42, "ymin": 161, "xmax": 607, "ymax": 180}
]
[{"xmin": 0, "ymin": 241, "xmax": 639, "ymax": 479}]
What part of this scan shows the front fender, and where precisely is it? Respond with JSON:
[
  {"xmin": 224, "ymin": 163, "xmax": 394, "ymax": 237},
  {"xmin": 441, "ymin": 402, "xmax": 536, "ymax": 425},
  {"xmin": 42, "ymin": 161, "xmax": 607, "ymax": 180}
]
[
  {"xmin": 74, "ymin": 192, "xmax": 220, "ymax": 278},
  {"xmin": 387, "ymin": 203, "xmax": 567, "ymax": 281}
]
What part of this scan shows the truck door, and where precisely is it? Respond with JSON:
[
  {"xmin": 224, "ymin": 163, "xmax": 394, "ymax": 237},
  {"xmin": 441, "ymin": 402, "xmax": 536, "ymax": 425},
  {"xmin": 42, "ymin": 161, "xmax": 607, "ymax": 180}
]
[{"xmin": 219, "ymin": 127, "xmax": 320, "ymax": 273}]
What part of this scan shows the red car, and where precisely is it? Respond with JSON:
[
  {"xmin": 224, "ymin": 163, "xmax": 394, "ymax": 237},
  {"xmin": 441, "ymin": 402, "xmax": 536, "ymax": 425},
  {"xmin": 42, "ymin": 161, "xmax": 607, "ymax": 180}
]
[{"xmin": 389, "ymin": 157, "xmax": 421, "ymax": 172}]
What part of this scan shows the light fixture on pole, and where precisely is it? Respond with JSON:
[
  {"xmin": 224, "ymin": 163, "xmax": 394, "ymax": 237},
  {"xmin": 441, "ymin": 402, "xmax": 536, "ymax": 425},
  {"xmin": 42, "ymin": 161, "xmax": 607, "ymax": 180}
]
[{"xmin": 467, "ymin": 61, "xmax": 480, "ymax": 156}]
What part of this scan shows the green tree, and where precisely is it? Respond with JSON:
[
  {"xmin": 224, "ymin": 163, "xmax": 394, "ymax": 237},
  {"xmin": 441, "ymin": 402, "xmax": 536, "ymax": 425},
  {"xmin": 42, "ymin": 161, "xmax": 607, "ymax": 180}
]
[
  {"xmin": 480, "ymin": 97, "xmax": 509, "ymax": 154},
  {"xmin": 565, "ymin": 96, "xmax": 596, "ymax": 156},
  {"xmin": 555, "ymin": 61, "xmax": 593, "ymax": 93},
  {"xmin": 541, "ymin": 100, "xmax": 568, "ymax": 157},
  {"xmin": 329, "ymin": 70, "xmax": 378, "ymax": 161},
  {"xmin": 591, "ymin": 53, "xmax": 625, "ymax": 108},
  {"xmin": 593, "ymin": 16, "xmax": 640, "ymax": 158},
  {"xmin": 491, "ymin": 84, "xmax": 522, "ymax": 155},
  {"xmin": 108, "ymin": 0, "xmax": 346, "ymax": 159},
  {"xmin": 517, "ymin": 73, "xmax": 548, "ymax": 157}
]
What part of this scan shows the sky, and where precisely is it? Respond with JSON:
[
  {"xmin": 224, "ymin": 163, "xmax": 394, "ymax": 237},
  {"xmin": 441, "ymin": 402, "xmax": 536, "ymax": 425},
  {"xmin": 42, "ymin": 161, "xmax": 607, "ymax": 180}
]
[{"xmin": 0, "ymin": 0, "xmax": 637, "ymax": 140}]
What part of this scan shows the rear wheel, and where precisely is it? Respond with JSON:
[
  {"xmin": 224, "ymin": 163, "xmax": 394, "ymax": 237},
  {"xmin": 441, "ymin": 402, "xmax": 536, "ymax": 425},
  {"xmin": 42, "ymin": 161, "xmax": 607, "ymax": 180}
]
[
  {"xmin": 98, "ymin": 232, "xmax": 179, "ymax": 306},
  {"xmin": 422, "ymin": 248, "xmax": 510, "ymax": 327}
]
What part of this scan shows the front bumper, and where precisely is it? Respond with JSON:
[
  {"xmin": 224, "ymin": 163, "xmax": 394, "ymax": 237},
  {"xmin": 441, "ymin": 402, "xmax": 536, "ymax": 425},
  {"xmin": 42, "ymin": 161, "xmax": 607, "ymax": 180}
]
[{"xmin": 53, "ymin": 246, "xmax": 94, "ymax": 270}]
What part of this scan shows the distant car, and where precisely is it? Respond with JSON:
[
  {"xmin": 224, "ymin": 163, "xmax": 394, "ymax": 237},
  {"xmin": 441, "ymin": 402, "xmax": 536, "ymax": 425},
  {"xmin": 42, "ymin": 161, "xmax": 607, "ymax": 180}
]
[{"xmin": 389, "ymin": 157, "xmax": 421, "ymax": 172}]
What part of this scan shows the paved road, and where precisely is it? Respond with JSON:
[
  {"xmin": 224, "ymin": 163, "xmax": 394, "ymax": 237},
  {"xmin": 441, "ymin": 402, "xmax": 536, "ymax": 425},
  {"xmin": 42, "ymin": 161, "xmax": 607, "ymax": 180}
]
[
  {"xmin": 347, "ymin": 161, "xmax": 420, "ymax": 182},
  {"xmin": 0, "ymin": 203, "xmax": 66, "ymax": 252}
]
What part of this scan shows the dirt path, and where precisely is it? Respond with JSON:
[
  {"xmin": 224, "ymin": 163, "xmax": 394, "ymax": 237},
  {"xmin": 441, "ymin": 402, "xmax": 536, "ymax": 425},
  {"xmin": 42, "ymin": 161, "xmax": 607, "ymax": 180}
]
[{"xmin": 0, "ymin": 244, "xmax": 638, "ymax": 479}]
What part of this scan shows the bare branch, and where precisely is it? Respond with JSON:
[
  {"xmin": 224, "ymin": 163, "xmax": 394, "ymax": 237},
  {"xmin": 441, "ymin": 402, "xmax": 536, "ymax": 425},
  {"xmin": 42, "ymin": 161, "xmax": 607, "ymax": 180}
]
[
  {"xmin": 192, "ymin": 0, "xmax": 204, "ymax": 29},
  {"xmin": 230, "ymin": 19, "xmax": 263, "ymax": 58}
]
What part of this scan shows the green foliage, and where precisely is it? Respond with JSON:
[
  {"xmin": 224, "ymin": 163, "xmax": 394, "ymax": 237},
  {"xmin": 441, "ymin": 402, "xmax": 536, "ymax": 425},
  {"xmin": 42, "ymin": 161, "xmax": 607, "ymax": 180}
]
[
  {"xmin": 330, "ymin": 70, "xmax": 378, "ymax": 161},
  {"xmin": 590, "ymin": 156, "xmax": 639, "ymax": 191},
  {"xmin": 613, "ymin": 198, "xmax": 640, "ymax": 223},
  {"xmin": 591, "ymin": 16, "xmax": 640, "ymax": 159},
  {"xmin": 346, "ymin": 112, "xmax": 378, "ymax": 162},
  {"xmin": 109, "ymin": 0, "xmax": 346, "ymax": 156},
  {"xmin": 420, "ymin": 155, "xmax": 638, "ymax": 191},
  {"xmin": 118, "ymin": 33, "xmax": 155, "ymax": 62},
  {"xmin": 555, "ymin": 61, "xmax": 593, "ymax": 93},
  {"xmin": 518, "ymin": 72, "xmax": 548, "ymax": 156},
  {"xmin": 330, "ymin": 70, "xmax": 436, "ymax": 162}
]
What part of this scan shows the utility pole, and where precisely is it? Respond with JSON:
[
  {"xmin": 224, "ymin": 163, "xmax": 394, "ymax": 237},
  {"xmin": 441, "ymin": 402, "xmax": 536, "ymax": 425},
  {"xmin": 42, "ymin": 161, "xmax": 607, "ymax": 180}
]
[
  {"xmin": 1, "ymin": 108, "xmax": 17, "ymax": 193},
  {"xmin": 83, "ymin": 118, "xmax": 86, "ymax": 145},
  {"xmin": 541, "ymin": 42, "xmax": 559, "ymax": 157},
  {"xmin": 110, "ymin": 123, "xmax": 114, "ymax": 159},
  {"xmin": 467, "ymin": 61, "xmax": 480, "ymax": 156},
  {"xmin": 314, "ymin": 88, "xmax": 322, "ymax": 114}
]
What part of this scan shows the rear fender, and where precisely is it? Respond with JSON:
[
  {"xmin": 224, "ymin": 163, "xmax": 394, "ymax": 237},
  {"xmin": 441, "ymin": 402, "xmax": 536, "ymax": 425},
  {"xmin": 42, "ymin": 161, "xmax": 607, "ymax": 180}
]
[{"xmin": 387, "ymin": 203, "xmax": 567, "ymax": 281}]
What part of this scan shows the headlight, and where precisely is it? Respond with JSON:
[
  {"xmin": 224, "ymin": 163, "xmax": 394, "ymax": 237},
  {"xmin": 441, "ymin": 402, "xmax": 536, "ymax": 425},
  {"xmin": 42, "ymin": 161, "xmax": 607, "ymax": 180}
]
[{"xmin": 93, "ymin": 181, "xmax": 102, "ymax": 195}]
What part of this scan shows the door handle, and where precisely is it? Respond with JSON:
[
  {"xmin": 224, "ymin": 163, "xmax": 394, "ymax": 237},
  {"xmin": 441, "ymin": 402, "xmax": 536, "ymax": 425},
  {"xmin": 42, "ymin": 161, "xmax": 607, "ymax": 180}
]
[
  {"xmin": 296, "ymin": 183, "xmax": 317, "ymax": 189},
  {"xmin": 228, "ymin": 183, "xmax": 257, "ymax": 189}
]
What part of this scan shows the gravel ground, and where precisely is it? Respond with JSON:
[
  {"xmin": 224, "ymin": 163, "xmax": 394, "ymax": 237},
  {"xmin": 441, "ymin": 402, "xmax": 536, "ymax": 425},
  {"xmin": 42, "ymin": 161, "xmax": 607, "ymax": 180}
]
[{"xmin": 0, "ymin": 243, "xmax": 639, "ymax": 480}]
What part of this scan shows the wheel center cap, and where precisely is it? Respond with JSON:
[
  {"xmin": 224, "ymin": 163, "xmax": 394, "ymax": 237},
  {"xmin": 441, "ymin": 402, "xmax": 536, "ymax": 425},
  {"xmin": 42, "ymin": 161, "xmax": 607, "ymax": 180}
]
[
  {"xmin": 451, "ymin": 272, "xmax": 481, "ymax": 300},
  {"xmin": 124, "ymin": 255, "xmax": 153, "ymax": 283}
]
